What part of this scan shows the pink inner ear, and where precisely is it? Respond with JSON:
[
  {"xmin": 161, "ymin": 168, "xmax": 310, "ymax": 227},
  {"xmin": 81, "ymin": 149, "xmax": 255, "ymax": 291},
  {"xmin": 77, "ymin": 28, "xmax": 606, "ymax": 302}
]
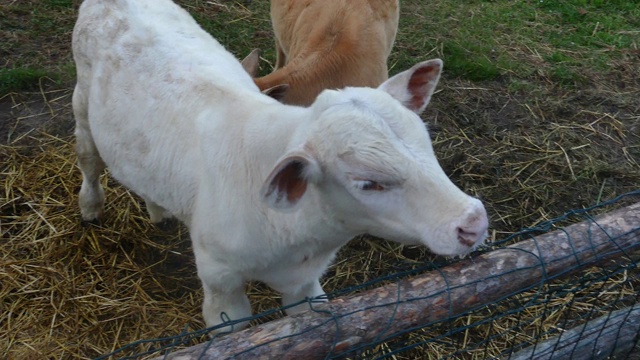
[
  {"xmin": 275, "ymin": 160, "xmax": 308, "ymax": 203},
  {"xmin": 408, "ymin": 64, "xmax": 439, "ymax": 111}
]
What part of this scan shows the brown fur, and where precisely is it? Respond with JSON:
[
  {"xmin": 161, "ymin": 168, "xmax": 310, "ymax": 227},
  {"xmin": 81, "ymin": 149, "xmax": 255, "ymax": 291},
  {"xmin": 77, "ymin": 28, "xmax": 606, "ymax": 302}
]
[{"xmin": 254, "ymin": 0, "xmax": 400, "ymax": 106}]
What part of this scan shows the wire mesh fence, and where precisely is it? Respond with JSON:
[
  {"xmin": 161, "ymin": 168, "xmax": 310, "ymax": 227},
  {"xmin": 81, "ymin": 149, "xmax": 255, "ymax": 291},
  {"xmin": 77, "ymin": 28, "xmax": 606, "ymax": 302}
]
[{"xmin": 93, "ymin": 190, "xmax": 640, "ymax": 360}]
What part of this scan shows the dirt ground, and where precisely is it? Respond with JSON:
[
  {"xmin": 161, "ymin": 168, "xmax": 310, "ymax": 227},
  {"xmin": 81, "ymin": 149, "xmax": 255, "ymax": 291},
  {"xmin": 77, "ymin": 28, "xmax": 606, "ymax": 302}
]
[{"xmin": 1, "ymin": 0, "xmax": 639, "ymax": 359}]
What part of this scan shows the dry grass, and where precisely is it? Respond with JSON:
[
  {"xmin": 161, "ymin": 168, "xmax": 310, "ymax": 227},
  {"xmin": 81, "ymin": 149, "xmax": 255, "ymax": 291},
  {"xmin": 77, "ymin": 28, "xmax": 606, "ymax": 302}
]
[
  {"xmin": 2, "ymin": 0, "xmax": 640, "ymax": 359},
  {"xmin": 1, "ymin": 94, "xmax": 202, "ymax": 358}
]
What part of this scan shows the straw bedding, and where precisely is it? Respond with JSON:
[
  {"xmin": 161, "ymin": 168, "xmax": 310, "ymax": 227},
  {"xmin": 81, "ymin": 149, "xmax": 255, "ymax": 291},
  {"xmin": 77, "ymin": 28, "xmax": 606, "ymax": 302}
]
[{"xmin": 2, "ymin": 1, "xmax": 640, "ymax": 359}]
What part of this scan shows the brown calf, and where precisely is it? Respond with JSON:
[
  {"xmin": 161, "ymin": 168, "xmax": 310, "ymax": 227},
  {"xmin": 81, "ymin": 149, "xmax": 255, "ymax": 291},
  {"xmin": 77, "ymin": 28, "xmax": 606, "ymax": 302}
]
[{"xmin": 246, "ymin": 0, "xmax": 400, "ymax": 106}]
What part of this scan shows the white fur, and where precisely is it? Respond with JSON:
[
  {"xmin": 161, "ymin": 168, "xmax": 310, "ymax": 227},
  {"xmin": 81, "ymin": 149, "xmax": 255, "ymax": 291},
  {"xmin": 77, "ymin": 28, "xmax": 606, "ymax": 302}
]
[{"xmin": 72, "ymin": 0, "xmax": 489, "ymax": 333}]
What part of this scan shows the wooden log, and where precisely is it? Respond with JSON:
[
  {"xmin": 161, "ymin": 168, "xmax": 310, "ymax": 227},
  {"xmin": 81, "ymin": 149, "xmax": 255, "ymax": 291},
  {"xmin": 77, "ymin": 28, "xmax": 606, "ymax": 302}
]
[
  {"xmin": 506, "ymin": 305, "xmax": 640, "ymax": 360},
  {"xmin": 155, "ymin": 201, "xmax": 640, "ymax": 360}
]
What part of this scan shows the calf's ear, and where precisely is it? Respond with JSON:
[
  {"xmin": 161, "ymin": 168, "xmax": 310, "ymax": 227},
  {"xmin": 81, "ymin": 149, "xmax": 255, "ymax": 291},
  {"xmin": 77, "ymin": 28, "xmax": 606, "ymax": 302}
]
[
  {"xmin": 262, "ymin": 83, "xmax": 289, "ymax": 101},
  {"xmin": 378, "ymin": 59, "xmax": 443, "ymax": 115},
  {"xmin": 241, "ymin": 48, "xmax": 261, "ymax": 77},
  {"xmin": 261, "ymin": 152, "xmax": 321, "ymax": 211}
]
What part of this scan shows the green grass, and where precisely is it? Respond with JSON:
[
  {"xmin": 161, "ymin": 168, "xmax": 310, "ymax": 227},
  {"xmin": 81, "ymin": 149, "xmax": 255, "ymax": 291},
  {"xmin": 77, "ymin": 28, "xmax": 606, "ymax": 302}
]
[
  {"xmin": 395, "ymin": 0, "xmax": 639, "ymax": 84},
  {"xmin": 0, "ymin": 0, "xmax": 77, "ymax": 95},
  {"xmin": 186, "ymin": 1, "xmax": 275, "ymax": 72},
  {"xmin": 0, "ymin": 67, "xmax": 53, "ymax": 94},
  {"xmin": 2, "ymin": 0, "xmax": 637, "ymax": 91},
  {"xmin": 442, "ymin": 42, "xmax": 501, "ymax": 81}
]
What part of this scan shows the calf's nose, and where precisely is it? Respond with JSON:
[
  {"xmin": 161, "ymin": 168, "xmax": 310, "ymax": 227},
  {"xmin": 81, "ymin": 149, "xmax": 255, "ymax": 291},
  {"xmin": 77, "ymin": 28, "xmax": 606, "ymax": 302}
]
[{"xmin": 456, "ymin": 203, "xmax": 489, "ymax": 248}]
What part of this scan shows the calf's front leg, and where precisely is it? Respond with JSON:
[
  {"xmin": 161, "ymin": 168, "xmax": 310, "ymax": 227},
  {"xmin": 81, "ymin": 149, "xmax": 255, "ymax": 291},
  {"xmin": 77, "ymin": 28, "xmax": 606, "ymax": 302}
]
[
  {"xmin": 281, "ymin": 279, "xmax": 326, "ymax": 315},
  {"xmin": 196, "ymin": 256, "xmax": 252, "ymax": 333}
]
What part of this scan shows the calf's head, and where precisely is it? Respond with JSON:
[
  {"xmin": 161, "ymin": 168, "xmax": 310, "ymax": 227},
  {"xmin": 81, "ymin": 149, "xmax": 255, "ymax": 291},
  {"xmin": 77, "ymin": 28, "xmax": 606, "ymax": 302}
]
[{"xmin": 260, "ymin": 59, "xmax": 488, "ymax": 256}]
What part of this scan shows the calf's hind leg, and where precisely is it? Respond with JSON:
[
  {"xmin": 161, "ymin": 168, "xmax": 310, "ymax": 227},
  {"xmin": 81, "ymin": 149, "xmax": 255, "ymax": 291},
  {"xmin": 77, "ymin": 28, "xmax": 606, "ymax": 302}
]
[{"xmin": 73, "ymin": 85, "xmax": 106, "ymax": 222}]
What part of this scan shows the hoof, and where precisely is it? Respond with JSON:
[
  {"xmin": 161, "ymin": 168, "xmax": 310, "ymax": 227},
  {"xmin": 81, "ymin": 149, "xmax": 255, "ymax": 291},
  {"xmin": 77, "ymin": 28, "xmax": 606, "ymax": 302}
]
[{"xmin": 81, "ymin": 217, "xmax": 102, "ymax": 227}]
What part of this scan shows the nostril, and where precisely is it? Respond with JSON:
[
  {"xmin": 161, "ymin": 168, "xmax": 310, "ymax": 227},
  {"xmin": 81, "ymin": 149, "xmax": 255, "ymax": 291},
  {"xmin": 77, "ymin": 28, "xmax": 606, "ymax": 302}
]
[
  {"xmin": 456, "ymin": 201, "xmax": 489, "ymax": 248},
  {"xmin": 457, "ymin": 227, "xmax": 478, "ymax": 247}
]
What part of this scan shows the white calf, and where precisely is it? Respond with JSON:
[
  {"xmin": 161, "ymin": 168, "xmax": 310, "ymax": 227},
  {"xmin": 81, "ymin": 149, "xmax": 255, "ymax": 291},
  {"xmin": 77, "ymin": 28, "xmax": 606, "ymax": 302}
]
[
  {"xmin": 72, "ymin": 0, "xmax": 488, "ymax": 333},
  {"xmin": 244, "ymin": 0, "xmax": 400, "ymax": 106}
]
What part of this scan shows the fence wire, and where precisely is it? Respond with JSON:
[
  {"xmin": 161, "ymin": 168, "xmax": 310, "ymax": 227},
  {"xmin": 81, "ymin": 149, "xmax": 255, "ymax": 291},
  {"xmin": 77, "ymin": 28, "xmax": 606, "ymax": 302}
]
[{"xmin": 97, "ymin": 190, "xmax": 640, "ymax": 360}]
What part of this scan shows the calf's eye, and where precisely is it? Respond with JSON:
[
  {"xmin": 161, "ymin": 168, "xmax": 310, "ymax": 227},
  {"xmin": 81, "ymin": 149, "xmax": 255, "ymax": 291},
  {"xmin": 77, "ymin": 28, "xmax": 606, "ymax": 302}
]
[{"xmin": 357, "ymin": 180, "xmax": 386, "ymax": 192}]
